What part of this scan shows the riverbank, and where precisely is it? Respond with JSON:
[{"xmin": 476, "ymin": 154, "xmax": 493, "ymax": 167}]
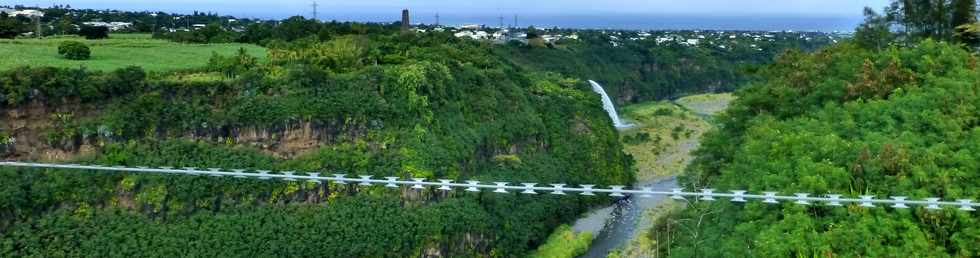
[
  {"xmin": 608, "ymin": 93, "xmax": 733, "ymax": 258},
  {"xmin": 570, "ymin": 93, "xmax": 733, "ymax": 258}
]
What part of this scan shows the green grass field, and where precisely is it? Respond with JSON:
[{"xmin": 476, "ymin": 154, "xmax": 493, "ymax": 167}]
[{"xmin": 0, "ymin": 34, "xmax": 266, "ymax": 72}]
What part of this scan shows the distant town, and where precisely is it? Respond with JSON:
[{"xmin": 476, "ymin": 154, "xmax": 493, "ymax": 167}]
[{"xmin": 2, "ymin": 5, "xmax": 848, "ymax": 51}]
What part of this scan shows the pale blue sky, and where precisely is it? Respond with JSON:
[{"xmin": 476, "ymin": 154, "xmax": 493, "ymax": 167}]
[{"xmin": 10, "ymin": 0, "xmax": 891, "ymax": 18}]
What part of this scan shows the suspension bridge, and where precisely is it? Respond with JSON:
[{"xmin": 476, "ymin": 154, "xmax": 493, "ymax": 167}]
[{"xmin": 0, "ymin": 161, "xmax": 976, "ymax": 212}]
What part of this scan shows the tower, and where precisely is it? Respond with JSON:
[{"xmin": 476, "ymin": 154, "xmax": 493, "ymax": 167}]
[
  {"xmin": 311, "ymin": 1, "xmax": 318, "ymax": 20},
  {"xmin": 498, "ymin": 15, "xmax": 504, "ymax": 29},
  {"xmin": 435, "ymin": 12, "xmax": 440, "ymax": 27},
  {"xmin": 513, "ymin": 14, "xmax": 518, "ymax": 29},
  {"xmin": 401, "ymin": 9, "xmax": 410, "ymax": 34}
]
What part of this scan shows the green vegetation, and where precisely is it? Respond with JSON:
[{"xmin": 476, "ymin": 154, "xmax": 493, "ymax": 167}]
[
  {"xmin": 674, "ymin": 93, "xmax": 735, "ymax": 117},
  {"xmin": 0, "ymin": 34, "xmax": 266, "ymax": 71},
  {"xmin": 0, "ymin": 25, "xmax": 633, "ymax": 256},
  {"xmin": 57, "ymin": 40, "xmax": 90, "ymax": 60},
  {"xmin": 856, "ymin": 0, "xmax": 980, "ymax": 49},
  {"xmin": 611, "ymin": 94, "xmax": 732, "ymax": 258},
  {"xmin": 618, "ymin": 94, "xmax": 732, "ymax": 181},
  {"xmin": 609, "ymin": 201, "xmax": 684, "ymax": 258},
  {"xmin": 528, "ymin": 225, "xmax": 594, "ymax": 258},
  {"xmin": 655, "ymin": 41, "xmax": 980, "ymax": 257},
  {"xmin": 78, "ymin": 25, "xmax": 108, "ymax": 40},
  {"xmin": 0, "ymin": 6, "xmax": 262, "ymax": 37},
  {"xmin": 495, "ymin": 31, "xmax": 828, "ymax": 104},
  {"xmin": 0, "ymin": 12, "xmax": 27, "ymax": 39},
  {"xmin": 9, "ymin": 3, "xmax": 974, "ymax": 256}
]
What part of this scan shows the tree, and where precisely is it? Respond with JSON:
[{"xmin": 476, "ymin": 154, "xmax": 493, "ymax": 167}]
[
  {"xmin": 198, "ymin": 22, "xmax": 223, "ymax": 42},
  {"xmin": 855, "ymin": 7, "xmax": 895, "ymax": 50},
  {"xmin": 58, "ymin": 41, "xmax": 91, "ymax": 60},
  {"xmin": 58, "ymin": 14, "xmax": 76, "ymax": 35},
  {"xmin": 78, "ymin": 25, "xmax": 108, "ymax": 39},
  {"xmin": 883, "ymin": 0, "xmax": 975, "ymax": 42},
  {"xmin": 0, "ymin": 12, "xmax": 25, "ymax": 39},
  {"xmin": 951, "ymin": 0, "xmax": 977, "ymax": 28},
  {"xmin": 952, "ymin": 0, "xmax": 980, "ymax": 45}
]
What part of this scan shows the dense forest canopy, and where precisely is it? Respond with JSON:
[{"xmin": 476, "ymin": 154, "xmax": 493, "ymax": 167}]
[
  {"xmin": 0, "ymin": 18, "xmax": 637, "ymax": 256},
  {"xmin": 663, "ymin": 17, "xmax": 980, "ymax": 258},
  {"xmin": 494, "ymin": 29, "xmax": 836, "ymax": 104},
  {"xmin": 653, "ymin": 2, "xmax": 980, "ymax": 256},
  {"xmin": 4, "ymin": 1, "xmax": 978, "ymax": 257}
]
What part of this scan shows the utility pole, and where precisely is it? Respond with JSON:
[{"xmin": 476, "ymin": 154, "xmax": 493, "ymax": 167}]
[
  {"xmin": 33, "ymin": 4, "xmax": 42, "ymax": 39},
  {"xmin": 311, "ymin": 1, "xmax": 318, "ymax": 20},
  {"xmin": 34, "ymin": 16, "xmax": 41, "ymax": 39}
]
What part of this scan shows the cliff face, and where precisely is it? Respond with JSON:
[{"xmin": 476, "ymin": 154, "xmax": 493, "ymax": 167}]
[{"xmin": 0, "ymin": 37, "xmax": 634, "ymax": 256}]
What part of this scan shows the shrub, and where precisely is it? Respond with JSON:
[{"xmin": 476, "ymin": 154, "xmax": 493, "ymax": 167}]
[
  {"xmin": 653, "ymin": 107, "xmax": 675, "ymax": 116},
  {"xmin": 0, "ymin": 130, "xmax": 11, "ymax": 144},
  {"xmin": 58, "ymin": 41, "xmax": 91, "ymax": 60},
  {"xmin": 528, "ymin": 225, "xmax": 593, "ymax": 258},
  {"xmin": 623, "ymin": 132, "xmax": 652, "ymax": 145},
  {"xmin": 0, "ymin": 13, "xmax": 25, "ymax": 39},
  {"xmin": 78, "ymin": 26, "xmax": 109, "ymax": 39}
]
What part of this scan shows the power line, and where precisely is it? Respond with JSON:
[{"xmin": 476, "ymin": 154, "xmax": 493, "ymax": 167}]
[{"xmin": 1, "ymin": 161, "xmax": 976, "ymax": 212}]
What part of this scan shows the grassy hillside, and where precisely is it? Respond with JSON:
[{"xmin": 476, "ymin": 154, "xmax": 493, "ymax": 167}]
[{"xmin": 0, "ymin": 34, "xmax": 266, "ymax": 72}]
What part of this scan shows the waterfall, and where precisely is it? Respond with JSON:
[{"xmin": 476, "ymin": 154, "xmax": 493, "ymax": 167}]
[{"xmin": 588, "ymin": 80, "xmax": 632, "ymax": 128}]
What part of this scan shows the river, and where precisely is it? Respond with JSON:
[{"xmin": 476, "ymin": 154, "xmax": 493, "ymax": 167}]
[
  {"xmin": 572, "ymin": 93, "xmax": 733, "ymax": 257},
  {"xmin": 573, "ymin": 177, "xmax": 678, "ymax": 258}
]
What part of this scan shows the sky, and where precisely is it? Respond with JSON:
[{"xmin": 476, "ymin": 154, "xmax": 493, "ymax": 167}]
[{"xmin": 6, "ymin": 0, "xmax": 893, "ymax": 31}]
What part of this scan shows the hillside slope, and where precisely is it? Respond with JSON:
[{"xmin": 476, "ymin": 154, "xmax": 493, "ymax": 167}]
[
  {"xmin": 0, "ymin": 33, "xmax": 634, "ymax": 257},
  {"xmin": 662, "ymin": 41, "xmax": 980, "ymax": 257}
]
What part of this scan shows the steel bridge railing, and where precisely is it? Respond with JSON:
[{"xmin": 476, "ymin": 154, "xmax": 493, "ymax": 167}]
[{"xmin": 0, "ymin": 161, "xmax": 976, "ymax": 211}]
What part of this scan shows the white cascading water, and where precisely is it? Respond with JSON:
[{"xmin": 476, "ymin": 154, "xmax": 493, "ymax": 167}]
[{"xmin": 588, "ymin": 80, "xmax": 632, "ymax": 128}]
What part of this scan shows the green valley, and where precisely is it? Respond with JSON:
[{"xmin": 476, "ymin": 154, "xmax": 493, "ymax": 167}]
[{"xmin": 1, "ymin": 1, "xmax": 979, "ymax": 257}]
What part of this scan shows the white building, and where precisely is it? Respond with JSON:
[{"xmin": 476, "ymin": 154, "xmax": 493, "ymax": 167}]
[
  {"xmin": 9, "ymin": 9, "xmax": 44, "ymax": 17},
  {"xmin": 454, "ymin": 30, "xmax": 491, "ymax": 40},
  {"xmin": 541, "ymin": 34, "xmax": 558, "ymax": 43},
  {"xmin": 460, "ymin": 24, "xmax": 481, "ymax": 30},
  {"xmin": 82, "ymin": 21, "xmax": 134, "ymax": 31}
]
